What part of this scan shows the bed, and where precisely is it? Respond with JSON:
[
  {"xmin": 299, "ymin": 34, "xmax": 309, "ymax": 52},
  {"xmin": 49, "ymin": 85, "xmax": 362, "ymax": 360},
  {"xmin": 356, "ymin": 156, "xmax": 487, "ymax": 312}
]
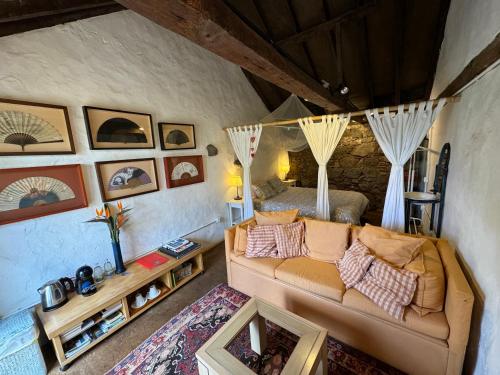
[{"xmin": 254, "ymin": 186, "xmax": 369, "ymax": 224}]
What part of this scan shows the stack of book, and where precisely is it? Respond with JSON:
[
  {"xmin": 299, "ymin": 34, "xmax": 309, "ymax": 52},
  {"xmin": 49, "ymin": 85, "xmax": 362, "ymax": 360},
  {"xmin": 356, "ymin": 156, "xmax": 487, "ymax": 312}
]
[
  {"xmin": 99, "ymin": 311, "xmax": 125, "ymax": 333},
  {"xmin": 63, "ymin": 332, "xmax": 92, "ymax": 358},
  {"xmin": 160, "ymin": 238, "xmax": 201, "ymax": 259}
]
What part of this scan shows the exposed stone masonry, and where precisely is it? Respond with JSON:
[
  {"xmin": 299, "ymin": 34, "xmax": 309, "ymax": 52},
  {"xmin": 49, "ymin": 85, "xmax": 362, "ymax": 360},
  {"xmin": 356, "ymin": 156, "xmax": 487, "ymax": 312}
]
[{"xmin": 288, "ymin": 122, "xmax": 391, "ymax": 218}]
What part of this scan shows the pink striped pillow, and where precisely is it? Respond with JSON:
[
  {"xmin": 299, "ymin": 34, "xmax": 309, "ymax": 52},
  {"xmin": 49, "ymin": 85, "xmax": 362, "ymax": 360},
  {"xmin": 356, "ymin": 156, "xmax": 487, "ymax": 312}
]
[
  {"xmin": 274, "ymin": 221, "xmax": 307, "ymax": 258},
  {"xmin": 246, "ymin": 225, "xmax": 278, "ymax": 257}
]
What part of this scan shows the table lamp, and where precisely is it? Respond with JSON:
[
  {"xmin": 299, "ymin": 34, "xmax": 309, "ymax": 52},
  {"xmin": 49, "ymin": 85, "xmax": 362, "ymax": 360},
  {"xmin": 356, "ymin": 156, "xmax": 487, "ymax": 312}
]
[{"xmin": 229, "ymin": 175, "xmax": 243, "ymax": 200}]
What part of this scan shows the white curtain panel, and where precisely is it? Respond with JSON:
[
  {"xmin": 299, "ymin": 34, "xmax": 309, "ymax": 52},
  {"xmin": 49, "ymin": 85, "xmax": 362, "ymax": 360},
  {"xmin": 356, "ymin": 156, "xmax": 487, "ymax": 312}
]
[
  {"xmin": 365, "ymin": 99, "xmax": 446, "ymax": 231},
  {"xmin": 227, "ymin": 124, "xmax": 262, "ymax": 219},
  {"xmin": 299, "ymin": 114, "xmax": 350, "ymax": 220}
]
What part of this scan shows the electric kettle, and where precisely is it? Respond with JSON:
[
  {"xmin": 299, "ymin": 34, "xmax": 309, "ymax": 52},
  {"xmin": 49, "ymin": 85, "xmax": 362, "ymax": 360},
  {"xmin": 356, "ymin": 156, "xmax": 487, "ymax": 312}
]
[{"xmin": 38, "ymin": 278, "xmax": 74, "ymax": 312}]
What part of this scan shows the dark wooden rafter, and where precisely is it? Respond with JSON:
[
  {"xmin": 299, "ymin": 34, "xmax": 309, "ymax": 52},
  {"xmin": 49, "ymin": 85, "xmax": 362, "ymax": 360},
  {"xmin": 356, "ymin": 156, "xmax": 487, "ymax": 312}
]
[
  {"xmin": 275, "ymin": 1, "xmax": 376, "ymax": 48},
  {"xmin": 438, "ymin": 32, "xmax": 500, "ymax": 98},
  {"xmin": 359, "ymin": 17, "xmax": 375, "ymax": 107},
  {"xmin": 242, "ymin": 69, "xmax": 274, "ymax": 110},
  {"xmin": 393, "ymin": 0, "xmax": 406, "ymax": 104},
  {"xmin": 424, "ymin": 0, "xmax": 452, "ymax": 98},
  {"xmin": 0, "ymin": 1, "xmax": 124, "ymax": 37},
  {"xmin": 115, "ymin": 0, "xmax": 347, "ymax": 111}
]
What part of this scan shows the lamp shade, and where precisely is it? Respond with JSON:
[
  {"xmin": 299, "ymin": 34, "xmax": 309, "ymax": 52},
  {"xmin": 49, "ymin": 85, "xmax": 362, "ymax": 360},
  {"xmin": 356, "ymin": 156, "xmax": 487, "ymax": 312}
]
[{"xmin": 229, "ymin": 175, "xmax": 242, "ymax": 187}]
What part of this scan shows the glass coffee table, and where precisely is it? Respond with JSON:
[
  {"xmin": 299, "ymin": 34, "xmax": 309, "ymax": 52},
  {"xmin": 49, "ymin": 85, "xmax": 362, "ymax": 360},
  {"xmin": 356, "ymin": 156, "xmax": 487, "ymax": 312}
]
[{"xmin": 196, "ymin": 297, "xmax": 328, "ymax": 374}]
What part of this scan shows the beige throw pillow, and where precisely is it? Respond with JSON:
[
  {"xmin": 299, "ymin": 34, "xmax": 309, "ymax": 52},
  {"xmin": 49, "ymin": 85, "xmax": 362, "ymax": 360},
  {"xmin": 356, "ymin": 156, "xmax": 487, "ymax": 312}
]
[
  {"xmin": 234, "ymin": 225, "xmax": 248, "ymax": 256},
  {"xmin": 254, "ymin": 209, "xmax": 299, "ymax": 225},
  {"xmin": 303, "ymin": 218, "xmax": 350, "ymax": 263},
  {"xmin": 404, "ymin": 239, "xmax": 446, "ymax": 316},
  {"xmin": 358, "ymin": 224, "xmax": 424, "ymax": 268}
]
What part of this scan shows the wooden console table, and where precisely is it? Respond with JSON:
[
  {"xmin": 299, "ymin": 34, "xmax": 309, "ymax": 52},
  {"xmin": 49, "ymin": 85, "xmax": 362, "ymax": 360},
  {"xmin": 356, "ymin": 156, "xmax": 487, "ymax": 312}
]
[{"xmin": 36, "ymin": 246, "xmax": 207, "ymax": 370}]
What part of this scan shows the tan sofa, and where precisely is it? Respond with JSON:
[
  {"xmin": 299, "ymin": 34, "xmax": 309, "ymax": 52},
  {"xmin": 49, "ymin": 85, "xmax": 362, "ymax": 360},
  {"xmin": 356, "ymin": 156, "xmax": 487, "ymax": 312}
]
[{"xmin": 224, "ymin": 219, "xmax": 474, "ymax": 375}]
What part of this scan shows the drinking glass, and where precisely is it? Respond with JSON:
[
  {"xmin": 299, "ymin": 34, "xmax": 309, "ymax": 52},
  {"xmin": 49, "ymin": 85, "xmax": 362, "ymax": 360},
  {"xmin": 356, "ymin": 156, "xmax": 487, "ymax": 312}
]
[
  {"xmin": 94, "ymin": 264, "xmax": 105, "ymax": 283},
  {"xmin": 104, "ymin": 259, "xmax": 115, "ymax": 277}
]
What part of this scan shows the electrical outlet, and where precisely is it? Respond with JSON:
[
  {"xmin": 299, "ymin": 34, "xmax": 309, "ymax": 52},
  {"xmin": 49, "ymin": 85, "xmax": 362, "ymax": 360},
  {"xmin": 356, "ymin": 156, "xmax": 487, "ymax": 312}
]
[{"xmin": 215, "ymin": 216, "xmax": 222, "ymax": 224}]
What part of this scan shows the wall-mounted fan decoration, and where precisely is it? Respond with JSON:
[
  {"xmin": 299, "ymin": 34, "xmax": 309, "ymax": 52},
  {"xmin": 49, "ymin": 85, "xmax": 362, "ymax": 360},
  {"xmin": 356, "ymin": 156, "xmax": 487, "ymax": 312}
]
[
  {"xmin": 83, "ymin": 106, "xmax": 154, "ymax": 150},
  {"xmin": 0, "ymin": 98, "xmax": 75, "ymax": 156},
  {"xmin": 0, "ymin": 165, "xmax": 87, "ymax": 225},
  {"xmin": 164, "ymin": 155, "xmax": 204, "ymax": 188},
  {"xmin": 95, "ymin": 158, "xmax": 159, "ymax": 201},
  {"xmin": 158, "ymin": 123, "xmax": 196, "ymax": 150}
]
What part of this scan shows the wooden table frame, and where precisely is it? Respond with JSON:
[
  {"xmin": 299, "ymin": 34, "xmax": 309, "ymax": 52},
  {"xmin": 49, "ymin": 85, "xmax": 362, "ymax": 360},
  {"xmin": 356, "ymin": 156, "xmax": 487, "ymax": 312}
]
[{"xmin": 196, "ymin": 297, "xmax": 328, "ymax": 375}]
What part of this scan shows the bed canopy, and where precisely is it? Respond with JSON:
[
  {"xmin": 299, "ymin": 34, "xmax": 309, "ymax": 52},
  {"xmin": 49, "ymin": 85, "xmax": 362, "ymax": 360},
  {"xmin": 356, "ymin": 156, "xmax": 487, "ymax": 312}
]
[{"xmin": 226, "ymin": 95, "xmax": 458, "ymax": 229}]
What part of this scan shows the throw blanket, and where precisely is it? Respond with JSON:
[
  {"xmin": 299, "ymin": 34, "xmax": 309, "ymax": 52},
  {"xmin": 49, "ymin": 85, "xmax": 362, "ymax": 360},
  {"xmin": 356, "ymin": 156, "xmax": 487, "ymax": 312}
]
[{"xmin": 337, "ymin": 240, "xmax": 418, "ymax": 320}]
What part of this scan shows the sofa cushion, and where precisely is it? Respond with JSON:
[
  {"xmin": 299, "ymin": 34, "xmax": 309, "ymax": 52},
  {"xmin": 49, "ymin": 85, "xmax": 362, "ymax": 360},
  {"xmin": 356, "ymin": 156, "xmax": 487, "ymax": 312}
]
[
  {"xmin": 234, "ymin": 225, "xmax": 248, "ymax": 256},
  {"xmin": 405, "ymin": 239, "xmax": 446, "ymax": 316},
  {"xmin": 358, "ymin": 224, "xmax": 425, "ymax": 268},
  {"xmin": 255, "ymin": 209, "xmax": 299, "ymax": 225},
  {"xmin": 230, "ymin": 252, "xmax": 285, "ymax": 278},
  {"xmin": 246, "ymin": 225, "xmax": 277, "ymax": 257},
  {"xmin": 303, "ymin": 218, "xmax": 350, "ymax": 263},
  {"xmin": 274, "ymin": 221, "xmax": 307, "ymax": 258},
  {"xmin": 342, "ymin": 289, "xmax": 449, "ymax": 340},
  {"xmin": 275, "ymin": 257, "xmax": 345, "ymax": 302}
]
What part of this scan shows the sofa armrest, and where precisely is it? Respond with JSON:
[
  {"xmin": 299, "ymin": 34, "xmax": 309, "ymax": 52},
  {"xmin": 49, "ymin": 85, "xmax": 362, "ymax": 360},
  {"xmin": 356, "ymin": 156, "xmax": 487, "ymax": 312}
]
[{"xmin": 436, "ymin": 240, "xmax": 474, "ymax": 374}]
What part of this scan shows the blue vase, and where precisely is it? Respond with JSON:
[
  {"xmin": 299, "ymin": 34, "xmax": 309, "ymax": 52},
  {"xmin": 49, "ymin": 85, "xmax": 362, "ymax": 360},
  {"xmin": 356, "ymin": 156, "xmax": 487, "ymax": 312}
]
[{"xmin": 112, "ymin": 241, "xmax": 126, "ymax": 274}]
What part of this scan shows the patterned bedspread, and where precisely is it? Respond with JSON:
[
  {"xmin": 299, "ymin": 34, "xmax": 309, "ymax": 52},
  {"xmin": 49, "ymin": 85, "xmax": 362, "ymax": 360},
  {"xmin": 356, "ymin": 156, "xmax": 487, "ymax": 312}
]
[{"xmin": 255, "ymin": 187, "xmax": 369, "ymax": 224}]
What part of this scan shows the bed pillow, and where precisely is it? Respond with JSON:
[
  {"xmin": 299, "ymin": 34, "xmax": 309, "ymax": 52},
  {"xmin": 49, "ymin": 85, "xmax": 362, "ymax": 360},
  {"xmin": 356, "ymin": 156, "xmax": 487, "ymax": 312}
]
[
  {"xmin": 303, "ymin": 218, "xmax": 350, "ymax": 263},
  {"xmin": 404, "ymin": 239, "xmax": 445, "ymax": 316},
  {"xmin": 245, "ymin": 225, "xmax": 278, "ymax": 257},
  {"xmin": 252, "ymin": 183, "xmax": 276, "ymax": 200},
  {"xmin": 358, "ymin": 224, "xmax": 424, "ymax": 268},
  {"xmin": 267, "ymin": 176, "xmax": 288, "ymax": 193},
  {"xmin": 274, "ymin": 221, "xmax": 306, "ymax": 258},
  {"xmin": 254, "ymin": 209, "xmax": 299, "ymax": 225}
]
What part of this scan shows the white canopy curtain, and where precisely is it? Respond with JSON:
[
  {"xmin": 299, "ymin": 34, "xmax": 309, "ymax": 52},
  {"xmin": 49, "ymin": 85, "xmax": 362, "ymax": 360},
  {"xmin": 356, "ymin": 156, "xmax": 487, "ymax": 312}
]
[
  {"xmin": 227, "ymin": 124, "xmax": 262, "ymax": 219},
  {"xmin": 365, "ymin": 99, "xmax": 446, "ymax": 231},
  {"xmin": 298, "ymin": 114, "xmax": 351, "ymax": 220}
]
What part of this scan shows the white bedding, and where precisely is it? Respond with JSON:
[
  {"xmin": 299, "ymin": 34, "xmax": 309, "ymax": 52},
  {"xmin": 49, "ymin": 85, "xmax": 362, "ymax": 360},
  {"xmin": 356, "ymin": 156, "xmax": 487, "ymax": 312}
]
[{"xmin": 255, "ymin": 187, "xmax": 369, "ymax": 224}]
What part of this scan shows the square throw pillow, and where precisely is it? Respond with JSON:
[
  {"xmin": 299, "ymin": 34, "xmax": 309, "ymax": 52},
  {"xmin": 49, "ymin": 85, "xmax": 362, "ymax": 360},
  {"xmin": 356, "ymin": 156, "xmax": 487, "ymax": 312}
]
[
  {"xmin": 234, "ymin": 225, "xmax": 248, "ymax": 256},
  {"xmin": 404, "ymin": 239, "xmax": 445, "ymax": 316},
  {"xmin": 358, "ymin": 224, "xmax": 425, "ymax": 268},
  {"xmin": 245, "ymin": 225, "xmax": 278, "ymax": 258},
  {"xmin": 336, "ymin": 239, "xmax": 375, "ymax": 288},
  {"xmin": 254, "ymin": 209, "xmax": 299, "ymax": 226},
  {"xmin": 303, "ymin": 218, "xmax": 350, "ymax": 263},
  {"xmin": 252, "ymin": 183, "xmax": 276, "ymax": 200},
  {"xmin": 274, "ymin": 221, "xmax": 306, "ymax": 258},
  {"xmin": 267, "ymin": 176, "xmax": 287, "ymax": 193}
]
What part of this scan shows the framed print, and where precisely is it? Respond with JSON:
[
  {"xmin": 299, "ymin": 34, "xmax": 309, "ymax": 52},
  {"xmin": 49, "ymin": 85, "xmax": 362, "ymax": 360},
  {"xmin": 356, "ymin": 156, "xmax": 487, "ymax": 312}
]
[
  {"xmin": 0, "ymin": 98, "xmax": 75, "ymax": 156},
  {"xmin": 0, "ymin": 164, "xmax": 87, "ymax": 225},
  {"xmin": 158, "ymin": 123, "xmax": 196, "ymax": 150},
  {"xmin": 164, "ymin": 155, "xmax": 204, "ymax": 188},
  {"xmin": 83, "ymin": 106, "xmax": 155, "ymax": 150},
  {"xmin": 95, "ymin": 158, "xmax": 159, "ymax": 201}
]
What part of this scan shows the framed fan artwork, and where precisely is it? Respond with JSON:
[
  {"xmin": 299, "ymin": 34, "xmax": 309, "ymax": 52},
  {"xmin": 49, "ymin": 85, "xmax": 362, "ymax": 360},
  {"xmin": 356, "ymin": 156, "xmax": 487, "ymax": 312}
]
[
  {"xmin": 83, "ymin": 106, "xmax": 155, "ymax": 150},
  {"xmin": 164, "ymin": 155, "xmax": 205, "ymax": 188},
  {"xmin": 0, "ymin": 164, "xmax": 88, "ymax": 225},
  {"xmin": 0, "ymin": 98, "xmax": 75, "ymax": 156},
  {"xmin": 158, "ymin": 123, "xmax": 196, "ymax": 150},
  {"xmin": 95, "ymin": 158, "xmax": 159, "ymax": 201}
]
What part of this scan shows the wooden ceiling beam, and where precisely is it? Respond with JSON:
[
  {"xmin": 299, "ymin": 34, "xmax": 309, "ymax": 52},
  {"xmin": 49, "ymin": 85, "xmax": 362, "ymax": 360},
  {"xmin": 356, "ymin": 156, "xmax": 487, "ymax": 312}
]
[
  {"xmin": 275, "ymin": 1, "xmax": 376, "ymax": 48},
  {"xmin": 438, "ymin": 32, "xmax": 500, "ymax": 98},
  {"xmin": 393, "ymin": 0, "xmax": 406, "ymax": 105},
  {"xmin": 360, "ymin": 17, "xmax": 375, "ymax": 107},
  {"xmin": 0, "ymin": 1, "xmax": 124, "ymax": 37},
  {"xmin": 115, "ymin": 0, "xmax": 346, "ymax": 111}
]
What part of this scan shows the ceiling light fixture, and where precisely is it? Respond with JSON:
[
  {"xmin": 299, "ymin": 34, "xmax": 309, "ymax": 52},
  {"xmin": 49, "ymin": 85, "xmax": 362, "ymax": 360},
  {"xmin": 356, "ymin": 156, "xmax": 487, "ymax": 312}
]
[{"xmin": 339, "ymin": 85, "xmax": 349, "ymax": 95}]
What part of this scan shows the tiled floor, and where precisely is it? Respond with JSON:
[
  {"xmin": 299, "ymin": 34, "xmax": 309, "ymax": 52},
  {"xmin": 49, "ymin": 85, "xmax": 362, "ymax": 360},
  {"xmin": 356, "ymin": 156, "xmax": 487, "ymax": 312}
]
[{"xmin": 44, "ymin": 243, "xmax": 227, "ymax": 375}]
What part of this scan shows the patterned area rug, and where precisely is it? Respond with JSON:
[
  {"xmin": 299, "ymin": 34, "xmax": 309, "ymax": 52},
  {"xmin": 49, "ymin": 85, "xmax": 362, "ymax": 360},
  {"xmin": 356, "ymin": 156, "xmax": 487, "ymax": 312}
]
[{"xmin": 107, "ymin": 284, "xmax": 404, "ymax": 375}]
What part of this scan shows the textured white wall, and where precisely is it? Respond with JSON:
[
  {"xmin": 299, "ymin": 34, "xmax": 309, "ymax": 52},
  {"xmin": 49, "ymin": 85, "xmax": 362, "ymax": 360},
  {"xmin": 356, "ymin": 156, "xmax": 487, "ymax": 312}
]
[
  {"xmin": 429, "ymin": 0, "xmax": 500, "ymax": 373},
  {"xmin": 0, "ymin": 11, "xmax": 271, "ymax": 317}
]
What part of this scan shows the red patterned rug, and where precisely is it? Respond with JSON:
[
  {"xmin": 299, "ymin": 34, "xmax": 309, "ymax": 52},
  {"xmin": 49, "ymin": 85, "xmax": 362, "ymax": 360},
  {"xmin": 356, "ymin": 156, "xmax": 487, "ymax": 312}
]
[{"xmin": 107, "ymin": 283, "xmax": 404, "ymax": 375}]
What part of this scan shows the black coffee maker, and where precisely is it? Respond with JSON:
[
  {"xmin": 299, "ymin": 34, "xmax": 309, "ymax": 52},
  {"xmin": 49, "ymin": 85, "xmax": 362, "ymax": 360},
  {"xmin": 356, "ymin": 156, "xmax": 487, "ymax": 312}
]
[{"xmin": 75, "ymin": 266, "xmax": 97, "ymax": 297}]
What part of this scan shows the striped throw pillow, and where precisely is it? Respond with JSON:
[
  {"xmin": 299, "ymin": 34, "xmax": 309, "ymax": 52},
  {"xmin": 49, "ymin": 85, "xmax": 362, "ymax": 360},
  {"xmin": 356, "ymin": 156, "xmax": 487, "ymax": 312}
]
[
  {"xmin": 274, "ymin": 221, "xmax": 306, "ymax": 258},
  {"xmin": 246, "ymin": 225, "xmax": 278, "ymax": 257},
  {"xmin": 336, "ymin": 240, "xmax": 375, "ymax": 288}
]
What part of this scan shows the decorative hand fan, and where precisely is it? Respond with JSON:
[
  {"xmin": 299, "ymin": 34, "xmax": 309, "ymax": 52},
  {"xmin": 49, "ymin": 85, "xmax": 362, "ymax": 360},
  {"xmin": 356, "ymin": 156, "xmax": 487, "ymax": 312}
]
[
  {"xmin": 108, "ymin": 167, "xmax": 152, "ymax": 191},
  {"xmin": 171, "ymin": 162, "xmax": 199, "ymax": 180},
  {"xmin": 0, "ymin": 111, "xmax": 63, "ymax": 150},
  {"xmin": 0, "ymin": 176, "xmax": 75, "ymax": 212}
]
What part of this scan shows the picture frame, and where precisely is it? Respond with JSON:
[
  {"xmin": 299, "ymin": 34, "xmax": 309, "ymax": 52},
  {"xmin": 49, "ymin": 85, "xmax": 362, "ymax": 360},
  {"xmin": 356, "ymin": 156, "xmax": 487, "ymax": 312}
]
[
  {"xmin": 158, "ymin": 123, "xmax": 196, "ymax": 150},
  {"xmin": 164, "ymin": 155, "xmax": 205, "ymax": 189},
  {"xmin": 0, "ymin": 98, "xmax": 75, "ymax": 156},
  {"xmin": 0, "ymin": 164, "xmax": 88, "ymax": 225},
  {"xmin": 95, "ymin": 158, "xmax": 159, "ymax": 201},
  {"xmin": 83, "ymin": 106, "xmax": 155, "ymax": 150}
]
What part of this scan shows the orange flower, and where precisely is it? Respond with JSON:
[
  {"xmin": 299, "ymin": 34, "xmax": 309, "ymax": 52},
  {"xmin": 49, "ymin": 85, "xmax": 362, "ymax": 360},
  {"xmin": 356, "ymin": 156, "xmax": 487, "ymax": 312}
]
[
  {"xmin": 95, "ymin": 208, "xmax": 103, "ymax": 217},
  {"xmin": 105, "ymin": 207, "xmax": 111, "ymax": 218},
  {"xmin": 117, "ymin": 214, "xmax": 124, "ymax": 228},
  {"xmin": 117, "ymin": 201, "xmax": 123, "ymax": 211}
]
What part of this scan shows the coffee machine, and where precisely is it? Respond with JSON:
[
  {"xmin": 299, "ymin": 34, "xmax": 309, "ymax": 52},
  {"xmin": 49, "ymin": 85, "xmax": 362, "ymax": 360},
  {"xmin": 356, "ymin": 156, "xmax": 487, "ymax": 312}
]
[{"xmin": 75, "ymin": 265, "xmax": 97, "ymax": 296}]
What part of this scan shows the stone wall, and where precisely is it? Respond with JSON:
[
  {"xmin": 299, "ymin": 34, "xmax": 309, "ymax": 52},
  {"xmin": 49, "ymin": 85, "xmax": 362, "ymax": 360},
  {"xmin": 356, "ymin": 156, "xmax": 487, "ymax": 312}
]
[{"xmin": 288, "ymin": 122, "xmax": 390, "ymax": 214}]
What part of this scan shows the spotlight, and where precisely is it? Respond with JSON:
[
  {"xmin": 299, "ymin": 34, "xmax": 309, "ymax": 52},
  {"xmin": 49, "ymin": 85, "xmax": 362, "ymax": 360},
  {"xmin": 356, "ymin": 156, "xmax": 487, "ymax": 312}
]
[{"xmin": 340, "ymin": 85, "xmax": 349, "ymax": 95}]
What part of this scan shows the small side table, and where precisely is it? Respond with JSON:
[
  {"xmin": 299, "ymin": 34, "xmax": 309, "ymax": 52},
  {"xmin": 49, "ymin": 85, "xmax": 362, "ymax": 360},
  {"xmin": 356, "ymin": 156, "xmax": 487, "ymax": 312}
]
[
  {"xmin": 226, "ymin": 199, "xmax": 244, "ymax": 226},
  {"xmin": 282, "ymin": 179, "xmax": 297, "ymax": 187}
]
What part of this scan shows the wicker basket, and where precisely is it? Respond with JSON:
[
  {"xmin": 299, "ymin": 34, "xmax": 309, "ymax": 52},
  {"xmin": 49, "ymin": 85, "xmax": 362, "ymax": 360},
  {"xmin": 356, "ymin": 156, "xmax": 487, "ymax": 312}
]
[{"xmin": 173, "ymin": 262, "xmax": 193, "ymax": 281}]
